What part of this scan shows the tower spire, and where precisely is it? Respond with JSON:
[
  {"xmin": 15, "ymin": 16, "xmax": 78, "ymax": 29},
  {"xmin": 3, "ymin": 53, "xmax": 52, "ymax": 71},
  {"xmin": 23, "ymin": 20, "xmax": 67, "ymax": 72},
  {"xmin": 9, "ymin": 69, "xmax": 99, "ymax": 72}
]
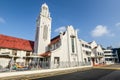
[
  {"xmin": 34, "ymin": 3, "xmax": 52, "ymax": 55},
  {"xmin": 40, "ymin": 3, "xmax": 50, "ymax": 18}
]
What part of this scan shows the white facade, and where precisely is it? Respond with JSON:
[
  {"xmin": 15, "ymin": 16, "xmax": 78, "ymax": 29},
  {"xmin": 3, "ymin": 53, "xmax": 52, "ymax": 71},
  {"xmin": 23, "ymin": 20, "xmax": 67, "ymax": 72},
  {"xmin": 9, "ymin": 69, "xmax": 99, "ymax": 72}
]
[
  {"xmin": 0, "ymin": 48, "xmax": 32, "ymax": 68},
  {"xmin": 50, "ymin": 26, "xmax": 83, "ymax": 68},
  {"xmin": 89, "ymin": 41, "xmax": 104, "ymax": 66},
  {"xmin": 80, "ymin": 40, "xmax": 92, "ymax": 65},
  {"xmin": 104, "ymin": 49, "xmax": 118, "ymax": 64},
  {"xmin": 34, "ymin": 3, "xmax": 52, "ymax": 55}
]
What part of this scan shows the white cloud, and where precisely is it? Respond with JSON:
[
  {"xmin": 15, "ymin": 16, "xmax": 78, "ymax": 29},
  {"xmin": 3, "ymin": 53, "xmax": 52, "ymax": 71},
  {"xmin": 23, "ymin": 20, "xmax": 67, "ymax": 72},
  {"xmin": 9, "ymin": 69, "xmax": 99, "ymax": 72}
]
[
  {"xmin": 0, "ymin": 17, "xmax": 5, "ymax": 24},
  {"xmin": 91, "ymin": 25, "xmax": 109, "ymax": 37},
  {"xmin": 54, "ymin": 26, "xmax": 66, "ymax": 33},
  {"xmin": 116, "ymin": 22, "xmax": 120, "ymax": 27}
]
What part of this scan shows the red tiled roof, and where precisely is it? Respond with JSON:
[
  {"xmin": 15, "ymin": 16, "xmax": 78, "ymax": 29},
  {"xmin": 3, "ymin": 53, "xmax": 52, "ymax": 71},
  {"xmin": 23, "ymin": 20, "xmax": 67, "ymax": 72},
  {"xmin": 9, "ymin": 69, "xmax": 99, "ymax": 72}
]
[
  {"xmin": 39, "ymin": 51, "xmax": 51, "ymax": 57},
  {"xmin": 48, "ymin": 32, "xmax": 66, "ymax": 46},
  {"xmin": 49, "ymin": 35, "xmax": 60, "ymax": 45},
  {"xmin": 0, "ymin": 34, "xmax": 34, "ymax": 51}
]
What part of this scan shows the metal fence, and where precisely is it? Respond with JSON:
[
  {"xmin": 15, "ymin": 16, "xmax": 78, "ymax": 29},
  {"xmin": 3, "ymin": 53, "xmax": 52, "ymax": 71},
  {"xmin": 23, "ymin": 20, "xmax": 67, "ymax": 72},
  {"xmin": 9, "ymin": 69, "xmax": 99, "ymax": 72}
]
[
  {"xmin": 0, "ymin": 61, "xmax": 91, "ymax": 73},
  {"xmin": 51, "ymin": 61, "xmax": 91, "ymax": 69}
]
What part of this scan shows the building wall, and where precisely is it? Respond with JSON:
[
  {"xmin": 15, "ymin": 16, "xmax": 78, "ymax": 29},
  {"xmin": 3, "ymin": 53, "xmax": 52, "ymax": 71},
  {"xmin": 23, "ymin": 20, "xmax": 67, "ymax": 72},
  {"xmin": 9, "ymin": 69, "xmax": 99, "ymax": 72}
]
[
  {"xmin": 80, "ymin": 40, "xmax": 92, "ymax": 65},
  {"xmin": 50, "ymin": 25, "xmax": 83, "ymax": 68},
  {"xmin": 66, "ymin": 26, "xmax": 80, "ymax": 63},
  {"xmin": 90, "ymin": 41, "xmax": 104, "ymax": 65},
  {"xmin": 0, "ymin": 48, "xmax": 12, "ymax": 55},
  {"xmin": 0, "ymin": 48, "xmax": 32, "ymax": 68},
  {"xmin": 0, "ymin": 58, "xmax": 10, "ymax": 68},
  {"xmin": 104, "ymin": 49, "xmax": 118, "ymax": 64}
]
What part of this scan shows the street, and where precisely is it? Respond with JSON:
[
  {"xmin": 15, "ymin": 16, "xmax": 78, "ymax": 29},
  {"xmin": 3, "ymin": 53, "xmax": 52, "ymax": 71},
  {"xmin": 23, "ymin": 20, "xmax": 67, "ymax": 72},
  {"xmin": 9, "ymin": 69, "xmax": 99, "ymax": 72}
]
[{"xmin": 34, "ymin": 64, "xmax": 120, "ymax": 80}]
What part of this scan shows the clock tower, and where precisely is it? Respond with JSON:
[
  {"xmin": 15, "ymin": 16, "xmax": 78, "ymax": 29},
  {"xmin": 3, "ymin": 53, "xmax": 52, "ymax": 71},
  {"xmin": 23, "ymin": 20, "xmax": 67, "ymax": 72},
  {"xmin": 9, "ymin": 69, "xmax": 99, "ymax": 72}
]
[{"xmin": 34, "ymin": 3, "xmax": 52, "ymax": 55}]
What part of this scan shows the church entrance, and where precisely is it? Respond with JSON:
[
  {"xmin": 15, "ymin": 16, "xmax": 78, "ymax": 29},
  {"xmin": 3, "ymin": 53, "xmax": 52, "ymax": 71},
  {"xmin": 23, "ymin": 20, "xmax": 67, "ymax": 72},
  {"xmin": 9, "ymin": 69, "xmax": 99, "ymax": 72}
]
[{"xmin": 38, "ymin": 57, "xmax": 50, "ymax": 69}]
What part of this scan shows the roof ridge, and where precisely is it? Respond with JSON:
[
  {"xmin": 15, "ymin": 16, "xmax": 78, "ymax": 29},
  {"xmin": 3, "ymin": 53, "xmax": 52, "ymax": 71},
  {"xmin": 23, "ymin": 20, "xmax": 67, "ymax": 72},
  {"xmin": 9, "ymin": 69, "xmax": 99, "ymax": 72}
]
[{"xmin": 0, "ymin": 34, "xmax": 34, "ymax": 42}]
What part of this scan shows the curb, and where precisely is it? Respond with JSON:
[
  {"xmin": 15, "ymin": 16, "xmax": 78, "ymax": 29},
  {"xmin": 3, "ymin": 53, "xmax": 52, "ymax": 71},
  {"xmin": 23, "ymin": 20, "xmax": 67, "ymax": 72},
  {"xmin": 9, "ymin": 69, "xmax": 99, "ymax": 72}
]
[
  {"xmin": 0, "ymin": 67, "xmax": 93, "ymax": 80},
  {"xmin": 93, "ymin": 64, "xmax": 113, "ymax": 68},
  {"xmin": 93, "ymin": 64, "xmax": 120, "ymax": 70}
]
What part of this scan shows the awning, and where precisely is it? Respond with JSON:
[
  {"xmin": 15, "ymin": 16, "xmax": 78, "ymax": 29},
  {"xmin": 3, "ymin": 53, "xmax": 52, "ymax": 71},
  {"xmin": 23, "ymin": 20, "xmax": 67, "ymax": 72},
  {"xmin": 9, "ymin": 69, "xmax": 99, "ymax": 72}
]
[{"xmin": 39, "ymin": 51, "xmax": 51, "ymax": 57}]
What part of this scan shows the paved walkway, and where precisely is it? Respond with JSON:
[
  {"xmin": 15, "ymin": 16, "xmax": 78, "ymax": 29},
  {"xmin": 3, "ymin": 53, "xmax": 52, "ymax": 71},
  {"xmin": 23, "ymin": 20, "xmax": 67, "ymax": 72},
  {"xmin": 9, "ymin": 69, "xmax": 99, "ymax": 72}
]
[
  {"xmin": 1, "ymin": 64, "xmax": 119, "ymax": 80},
  {"xmin": 0, "ymin": 65, "xmax": 92, "ymax": 80}
]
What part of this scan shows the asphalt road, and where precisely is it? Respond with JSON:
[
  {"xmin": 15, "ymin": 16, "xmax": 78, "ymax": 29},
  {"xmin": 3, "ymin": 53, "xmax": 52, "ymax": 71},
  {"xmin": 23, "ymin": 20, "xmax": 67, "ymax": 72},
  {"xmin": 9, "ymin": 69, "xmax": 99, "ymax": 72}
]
[{"xmin": 34, "ymin": 64, "xmax": 120, "ymax": 80}]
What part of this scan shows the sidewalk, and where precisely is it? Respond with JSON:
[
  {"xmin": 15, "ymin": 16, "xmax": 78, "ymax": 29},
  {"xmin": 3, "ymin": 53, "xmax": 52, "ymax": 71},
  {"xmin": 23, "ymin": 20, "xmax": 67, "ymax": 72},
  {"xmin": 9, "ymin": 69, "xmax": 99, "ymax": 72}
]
[
  {"xmin": 0, "ymin": 66, "xmax": 92, "ymax": 80},
  {"xmin": 94, "ymin": 64, "xmax": 120, "ymax": 70}
]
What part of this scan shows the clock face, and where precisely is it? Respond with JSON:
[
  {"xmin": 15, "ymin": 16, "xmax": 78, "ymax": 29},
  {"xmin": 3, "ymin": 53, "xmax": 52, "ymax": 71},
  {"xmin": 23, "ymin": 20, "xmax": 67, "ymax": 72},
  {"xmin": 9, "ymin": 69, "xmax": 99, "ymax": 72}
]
[{"xmin": 43, "ymin": 25, "xmax": 48, "ymax": 40}]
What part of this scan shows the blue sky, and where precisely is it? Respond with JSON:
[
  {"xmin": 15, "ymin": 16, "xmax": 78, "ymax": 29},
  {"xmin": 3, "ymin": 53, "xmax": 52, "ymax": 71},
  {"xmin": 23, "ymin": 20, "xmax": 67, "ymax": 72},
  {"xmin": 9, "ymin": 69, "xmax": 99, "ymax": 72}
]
[{"xmin": 0, "ymin": 0, "xmax": 120, "ymax": 48}]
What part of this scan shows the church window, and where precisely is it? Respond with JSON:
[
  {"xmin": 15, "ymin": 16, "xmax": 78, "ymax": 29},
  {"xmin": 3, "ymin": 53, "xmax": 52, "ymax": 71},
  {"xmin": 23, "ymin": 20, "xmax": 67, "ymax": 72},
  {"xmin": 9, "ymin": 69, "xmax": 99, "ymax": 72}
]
[
  {"xmin": 71, "ymin": 37, "xmax": 75, "ymax": 53},
  {"xmin": 54, "ymin": 57, "xmax": 60, "ymax": 64},
  {"xmin": 55, "ymin": 42, "xmax": 60, "ymax": 49},
  {"xmin": 35, "ymin": 27, "xmax": 39, "ymax": 41},
  {"xmin": 43, "ymin": 25, "xmax": 48, "ymax": 40}
]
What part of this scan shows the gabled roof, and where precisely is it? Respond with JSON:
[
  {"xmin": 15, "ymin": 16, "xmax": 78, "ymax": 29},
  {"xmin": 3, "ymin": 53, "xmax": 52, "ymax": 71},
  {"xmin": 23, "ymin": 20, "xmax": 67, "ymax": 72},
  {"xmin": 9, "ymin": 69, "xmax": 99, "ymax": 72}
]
[
  {"xmin": 0, "ymin": 34, "xmax": 34, "ymax": 51},
  {"xmin": 49, "ymin": 32, "xmax": 66, "ymax": 46},
  {"xmin": 49, "ymin": 35, "xmax": 60, "ymax": 45}
]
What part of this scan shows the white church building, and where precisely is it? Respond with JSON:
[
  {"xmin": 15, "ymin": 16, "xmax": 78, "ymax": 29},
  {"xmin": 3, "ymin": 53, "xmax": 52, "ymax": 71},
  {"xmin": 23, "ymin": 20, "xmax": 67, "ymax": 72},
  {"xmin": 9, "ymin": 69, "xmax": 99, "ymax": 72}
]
[{"xmin": 0, "ymin": 3, "xmax": 105, "ymax": 69}]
